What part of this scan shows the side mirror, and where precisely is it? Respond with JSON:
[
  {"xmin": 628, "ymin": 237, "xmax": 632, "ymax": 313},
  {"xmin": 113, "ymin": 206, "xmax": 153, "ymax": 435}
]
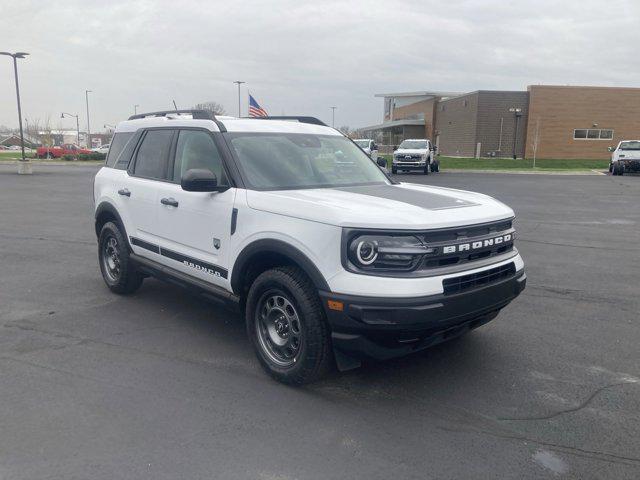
[
  {"xmin": 181, "ymin": 168, "xmax": 226, "ymax": 192},
  {"xmin": 376, "ymin": 158, "xmax": 387, "ymax": 167}
]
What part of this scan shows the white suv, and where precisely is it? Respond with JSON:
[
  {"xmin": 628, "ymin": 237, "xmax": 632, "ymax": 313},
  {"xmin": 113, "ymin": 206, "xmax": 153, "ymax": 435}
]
[
  {"xmin": 392, "ymin": 139, "xmax": 439, "ymax": 174},
  {"xmin": 609, "ymin": 140, "xmax": 640, "ymax": 175},
  {"xmin": 94, "ymin": 110, "xmax": 525, "ymax": 384}
]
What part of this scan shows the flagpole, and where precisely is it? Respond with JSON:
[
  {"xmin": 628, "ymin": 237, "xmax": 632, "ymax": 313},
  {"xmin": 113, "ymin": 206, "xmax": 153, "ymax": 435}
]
[{"xmin": 234, "ymin": 80, "xmax": 245, "ymax": 117}]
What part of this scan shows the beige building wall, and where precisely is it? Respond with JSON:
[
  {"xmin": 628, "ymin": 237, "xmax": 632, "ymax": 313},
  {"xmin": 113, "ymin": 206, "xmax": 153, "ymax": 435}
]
[
  {"xmin": 525, "ymin": 85, "xmax": 640, "ymax": 159},
  {"xmin": 392, "ymin": 98, "xmax": 438, "ymax": 139}
]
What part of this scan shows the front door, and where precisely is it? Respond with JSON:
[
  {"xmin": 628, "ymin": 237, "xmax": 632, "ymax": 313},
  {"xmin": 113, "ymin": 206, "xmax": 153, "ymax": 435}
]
[{"xmin": 154, "ymin": 129, "xmax": 236, "ymax": 290}]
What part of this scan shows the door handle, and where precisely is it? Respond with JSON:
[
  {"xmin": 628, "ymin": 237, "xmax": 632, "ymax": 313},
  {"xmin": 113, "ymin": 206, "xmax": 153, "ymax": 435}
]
[
  {"xmin": 118, "ymin": 188, "xmax": 131, "ymax": 197},
  {"xmin": 160, "ymin": 197, "xmax": 179, "ymax": 207}
]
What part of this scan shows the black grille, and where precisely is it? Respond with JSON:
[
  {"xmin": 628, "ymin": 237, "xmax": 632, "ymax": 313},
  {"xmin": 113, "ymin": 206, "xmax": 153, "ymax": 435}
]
[{"xmin": 443, "ymin": 262, "xmax": 516, "ymax": 295}]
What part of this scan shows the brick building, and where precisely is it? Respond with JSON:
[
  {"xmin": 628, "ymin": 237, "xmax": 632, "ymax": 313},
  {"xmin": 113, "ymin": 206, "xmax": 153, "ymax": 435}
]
[{"xmin": 361, "ymin": 85, "xmax": 640, "ymax": 159}]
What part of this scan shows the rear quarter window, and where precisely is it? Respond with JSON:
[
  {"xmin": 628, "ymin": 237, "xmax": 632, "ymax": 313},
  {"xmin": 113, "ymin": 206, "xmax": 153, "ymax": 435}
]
[{"xmin": 105, "ymin": 132, "xmax": 134, "ymax": 168}]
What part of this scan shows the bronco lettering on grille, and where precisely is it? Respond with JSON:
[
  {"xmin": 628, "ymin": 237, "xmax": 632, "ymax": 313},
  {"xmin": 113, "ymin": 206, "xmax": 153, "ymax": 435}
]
[{"xmin": 442, "ymin": 233, "xmax": 512, "ymax": 254}]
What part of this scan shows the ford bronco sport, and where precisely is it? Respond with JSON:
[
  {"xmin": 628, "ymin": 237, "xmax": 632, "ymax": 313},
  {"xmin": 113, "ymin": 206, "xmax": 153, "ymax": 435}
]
[{"xmin": 93, "ymin": 110, "xmax": 526, "ymax": 385}]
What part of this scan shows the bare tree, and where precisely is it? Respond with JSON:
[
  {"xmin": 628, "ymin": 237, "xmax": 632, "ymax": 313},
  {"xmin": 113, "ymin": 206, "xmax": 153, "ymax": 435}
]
[
  {"xmin": 338, "ymin": 125, "xmax": 352, "ymax": 136},
  {"xmin": 193, "ymin": 101, "xmax": 226, "ymax": 116}
]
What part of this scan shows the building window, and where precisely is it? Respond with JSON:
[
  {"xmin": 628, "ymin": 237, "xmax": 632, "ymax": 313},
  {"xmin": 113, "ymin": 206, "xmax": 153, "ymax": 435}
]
[{"xmin": 573, "ymin": 129, "xmax": 614, "ymax": 140}]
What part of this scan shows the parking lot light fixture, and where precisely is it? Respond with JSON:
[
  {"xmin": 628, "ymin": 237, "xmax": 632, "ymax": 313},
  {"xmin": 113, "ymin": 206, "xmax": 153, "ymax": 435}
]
[
  {"xmin": 61, "ymin": 112, "xmax": 81, "ymax": 153},
  {"xmin": 0, "ymin": 51, "xmax": 31, "ymax": 174},
  {"xmin": 134, "ymin": 104, "xmax": 140, "ymax": 115},
  {"xmin": 330, "ymin": 106, "xmax": 337, "ymax": 127},
  {"xmin": 85, "ymin": 90, "xmax": 92, "ymax": 148},
  {"xmin": 233, "ymin": 81, "xmax": 245, "ymax": 117}
]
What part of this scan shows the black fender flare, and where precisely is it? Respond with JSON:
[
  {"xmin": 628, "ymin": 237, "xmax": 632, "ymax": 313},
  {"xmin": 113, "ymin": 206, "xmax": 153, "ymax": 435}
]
[
  {"xmin": 230, "ymin": 239, "xmax": 330, "ymax": 295},
  {"xmin": 94, "ymin": 201, "xmax": 131, "ymax": 249}
]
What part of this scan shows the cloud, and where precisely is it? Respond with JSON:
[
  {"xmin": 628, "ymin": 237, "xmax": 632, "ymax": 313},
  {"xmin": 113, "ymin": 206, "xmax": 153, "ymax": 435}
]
[{"xmin": 0, "ymin": 0, "xmax": 638, "ymax": 131}]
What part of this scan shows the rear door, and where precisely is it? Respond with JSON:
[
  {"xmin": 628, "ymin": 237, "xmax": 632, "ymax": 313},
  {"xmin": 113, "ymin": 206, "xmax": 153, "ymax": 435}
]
[
  {"xmin": 153, "ymin": 129, "xmax": 236, "ymax": 289},
  {"xmin": 126, "ymin": 128, "xmax": 176, "ymax": 260}
]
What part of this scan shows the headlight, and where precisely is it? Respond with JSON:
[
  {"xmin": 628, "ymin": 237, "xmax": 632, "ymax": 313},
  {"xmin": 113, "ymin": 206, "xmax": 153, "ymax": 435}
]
[
  {"xmin": 347, "ymin": 234, "xmax": 434, "ymax": 271},
  {"xmin": 421, "ymin": 153, "xmax": 428, "ymax": 161}
]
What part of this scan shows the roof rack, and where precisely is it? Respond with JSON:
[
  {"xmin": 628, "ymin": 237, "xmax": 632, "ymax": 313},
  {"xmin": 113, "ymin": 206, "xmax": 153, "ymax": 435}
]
[
  {"xmin": 127, "ymin": 109, "xmax": 226, "ymax": 132},
  {"xmin": 247, "ymin": 116, "xmax": 328, "ymax": 127}
]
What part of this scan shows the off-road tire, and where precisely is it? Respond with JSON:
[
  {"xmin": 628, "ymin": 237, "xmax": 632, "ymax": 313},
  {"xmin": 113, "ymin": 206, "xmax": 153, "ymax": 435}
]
[
  {"xmin": 246, "ymin": 266, "xmax": 332, "ymax": 385},
  {"xmin": 98, "ymin": 221, "xmax": 144, "ymax": 294}
]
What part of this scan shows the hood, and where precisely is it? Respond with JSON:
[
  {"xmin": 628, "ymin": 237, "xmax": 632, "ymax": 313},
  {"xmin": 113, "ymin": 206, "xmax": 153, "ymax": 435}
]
[
  {"xmin": 245, "ymin": 182, "xmax": 514, "ymax": 229},
  {"xmin": 395, "ymin": 148, "xmax": 428, "ymax": 155}
]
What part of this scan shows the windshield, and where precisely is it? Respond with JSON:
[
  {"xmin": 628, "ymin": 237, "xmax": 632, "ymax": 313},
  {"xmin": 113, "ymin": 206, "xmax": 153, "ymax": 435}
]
[
  {"xmin": 619, "ymin": 141, "xmax": 640, "ymax": 151},
  {"xmin": 399, "ymin": 140, "xmax": 428, "ymax": 149},
  {"xmin": 228, "ymin": 133, "xmax": 389, "ymax": 190},
  {"xmin": 354, "ymin": 140, "xmax": 370, "ymax": 148}
]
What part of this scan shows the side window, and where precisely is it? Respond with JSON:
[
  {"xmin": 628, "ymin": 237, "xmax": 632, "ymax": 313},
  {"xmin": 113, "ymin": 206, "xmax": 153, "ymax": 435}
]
[
  {"xmin": 105, "ymin": 132, "xmax": 134, "ymax": 167},
  {"xmin": 133, "ymin": 130, "xmax": 174, "ymax": 180},
  {"xmin": 172, "ymin": 130, "xmax": 228, "ymax": 184}
]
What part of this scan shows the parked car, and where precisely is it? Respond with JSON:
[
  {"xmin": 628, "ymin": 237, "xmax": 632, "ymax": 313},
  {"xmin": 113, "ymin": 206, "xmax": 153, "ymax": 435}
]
[
  {"xmin": 0, "ymin": 145, "xmax": 9, "ymax": 150},
  {"xmin": 94, "ymin": 110, "xmax": 525, "ymax": 385},
  {"xmin": 353, "ymin": 139, "xmax": 379, "ymax": 161},
  {"xmin": 37, "ymin": 144, "xmax": 93, "ymax": 158},
  {"xmin": 609, "ymin": 140, "xmax": 640, "ymax": 175},
  {"xmin": 92, "ymin": 144, "xmax": 111, "ymax": 155},
  {"xmin": 392, "ymin": 139, "xmax": 439, "ymax": 174},
  {"xmin": 8, "ymin": 145, "xmax": 22, "ymax": 151}
]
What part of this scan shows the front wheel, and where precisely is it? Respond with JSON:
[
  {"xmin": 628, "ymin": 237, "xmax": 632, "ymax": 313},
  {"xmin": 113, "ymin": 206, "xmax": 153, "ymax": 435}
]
[
  {"xmin": 391, "ymin": 166, "xmax": 398, "ymax": 174},
  {"xmin": 98, "ymin": 222, "xmax": 144, "ymax": 294},
  {"xmin": 246, "ymin": 266, "xmax": 332, "ymax": 385}
]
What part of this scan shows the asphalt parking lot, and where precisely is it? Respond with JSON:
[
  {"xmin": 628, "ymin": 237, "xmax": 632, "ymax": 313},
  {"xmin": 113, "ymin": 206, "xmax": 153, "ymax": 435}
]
[{"xmin": 0, "ymin": 164, "xmax": 638, "ymax": 479}]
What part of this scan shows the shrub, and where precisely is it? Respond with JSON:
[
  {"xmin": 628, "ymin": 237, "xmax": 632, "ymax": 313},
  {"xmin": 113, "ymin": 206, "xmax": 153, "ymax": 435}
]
[{"xmin": 62, "ymin": 153, "xmax": 106, "ymax": 161}]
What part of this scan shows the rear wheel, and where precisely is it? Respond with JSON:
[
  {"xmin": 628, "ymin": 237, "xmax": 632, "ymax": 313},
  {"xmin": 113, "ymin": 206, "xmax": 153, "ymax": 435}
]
[
  {"xmin": 98, "ymin": 222, "xmax": 143, "ymax": 294},
  {"xmin": 246, "ymin": 266, "xmax": 332, "ymax": 385}
]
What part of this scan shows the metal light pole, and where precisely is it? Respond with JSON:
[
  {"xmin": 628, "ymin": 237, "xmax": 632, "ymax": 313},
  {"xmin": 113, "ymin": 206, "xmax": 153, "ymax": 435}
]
[
  {"xmin": 134, "ymin": 104, "xmax": 139, "ymax": 115},
  {"xmin": 330, "ymin": 106, "xmax": 337, "ymax": 127},
  {"xmin": 85, "ymin": 90, "xmax": 92, "ymax": 148},
  {"xmin": 233, "ymin": 81, "xmax": 245, "ymax": 117},
  {"xmin": 0, "ymin": 51, "xmax": 31, "ymax": 174},
  {"xmin": 61, "ymin": 112, "xmax": 80, "ymax": 151},
  {"xmin": 509, "ymin": 107, "xmax": 522, "ymax": 159}
]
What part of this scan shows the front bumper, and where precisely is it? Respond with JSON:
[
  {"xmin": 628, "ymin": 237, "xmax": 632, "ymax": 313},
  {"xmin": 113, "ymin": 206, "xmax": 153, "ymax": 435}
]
[
  {"xmin": 393, "ymin": 160, "xmax": 427, "ymax": 170},
  {"xmin": 320, "ymin": 268, "xmax": 526, "ymax": 368},
  {"xmin": 616, "ymin": 159, "xmax": 640, "ymax": 172}
]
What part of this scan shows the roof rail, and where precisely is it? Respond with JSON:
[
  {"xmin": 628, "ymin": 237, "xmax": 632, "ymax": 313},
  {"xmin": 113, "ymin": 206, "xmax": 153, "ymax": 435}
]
[
  {"xmin": 248, "ymin": 116, "xmax": 328, "ymax": 127},
  {"xmin": 127, "ymin": 109, "xmax": 226, "ymax": 132}
]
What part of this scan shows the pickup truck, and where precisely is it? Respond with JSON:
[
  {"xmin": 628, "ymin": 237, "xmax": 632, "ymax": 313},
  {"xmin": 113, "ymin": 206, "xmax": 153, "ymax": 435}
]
[
  {"xmin": 37, "ymin": 144, "xmax": 93, "ymax": 158},
  {"xmin": 609, "ymin": 140, "xmax": 640, "ymax": 175},
  {"xmin": 353, "ymin": 139, "xmax": 379, "ymax": 161}
]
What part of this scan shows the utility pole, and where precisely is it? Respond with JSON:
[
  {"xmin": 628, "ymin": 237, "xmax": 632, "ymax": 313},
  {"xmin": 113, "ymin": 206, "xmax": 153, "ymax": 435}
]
[
  {"xmin": 234, "ymin": 81, "xmax": 245, "ymax": 117},
  {"xmin": 85, "ymin": 90, "xmax": 92, "ymax": 148},
  {"xmin": 330, "ymin": 106, "xmax": 337, "ymax": 127},
  {"xmin": 134, "ymin": 104, "xmax": 139, "ymax": 115},
  {"xmin": 0, "ymin": 51, "xmax": 31, "ymax": 174},
  {"xmin": 509, "ymin": 107, "xmax": 522, "ymax": 159}
]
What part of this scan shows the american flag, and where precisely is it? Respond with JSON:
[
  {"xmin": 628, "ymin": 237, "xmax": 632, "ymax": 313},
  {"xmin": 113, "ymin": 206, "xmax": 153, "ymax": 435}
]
[{"xmin": 248, "ymin": 94, "xmax": 268, "ymax": 117}]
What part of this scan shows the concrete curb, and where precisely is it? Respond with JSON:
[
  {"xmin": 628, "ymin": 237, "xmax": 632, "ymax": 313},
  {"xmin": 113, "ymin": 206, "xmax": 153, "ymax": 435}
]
[
  {"xmin": 440, "ymin": 168, "xmax": 608, "ymax": 176},
  {"xmin": 0, "ymin": 160, "xmax": 103, "ymax": 166}
]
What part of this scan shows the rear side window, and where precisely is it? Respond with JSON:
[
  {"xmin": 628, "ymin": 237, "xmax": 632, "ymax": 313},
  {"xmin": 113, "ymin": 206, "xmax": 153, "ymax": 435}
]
[
  {"xmin": 133, "ymin": 130, "xmax": 174, "ymax": 180},
  {"xmin": 105, "ymin": 132, "xmax": 134, "ymax": 167}
]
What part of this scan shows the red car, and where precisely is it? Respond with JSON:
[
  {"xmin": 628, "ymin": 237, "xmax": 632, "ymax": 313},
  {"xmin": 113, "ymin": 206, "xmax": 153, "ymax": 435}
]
[{"xmin": 37, "ymin": 144, "xmax": 93, "ymax": 158}]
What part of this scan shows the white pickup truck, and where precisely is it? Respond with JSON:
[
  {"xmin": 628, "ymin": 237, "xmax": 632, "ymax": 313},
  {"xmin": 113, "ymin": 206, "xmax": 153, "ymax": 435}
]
[
  {"xmin": 609, "ymin": 140, "xmax": 640, "ymax": 175},
  {"xmin": 353, "ymin": 139, "xmax": 378, "ymax": 161}
]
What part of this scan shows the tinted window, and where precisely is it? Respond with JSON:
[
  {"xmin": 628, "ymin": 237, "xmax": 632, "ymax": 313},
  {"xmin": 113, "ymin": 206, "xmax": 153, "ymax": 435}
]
[
  {"xmin": 105, "ymin": 132, "xmax": 134, "ymax": 167},
  {"xmin": 172, "ymin": 130, "xmax": 227, "ymax": 184},
  {"xmin": 133, "ymin": 130, "xmax": 174, "ymax": 180}
]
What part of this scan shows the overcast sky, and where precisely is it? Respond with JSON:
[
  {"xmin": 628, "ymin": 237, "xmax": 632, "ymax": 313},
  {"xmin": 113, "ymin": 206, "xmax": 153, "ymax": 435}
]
[{"xmin": 1, "ymin": 0, "xmax": 639, "ymax": 132}]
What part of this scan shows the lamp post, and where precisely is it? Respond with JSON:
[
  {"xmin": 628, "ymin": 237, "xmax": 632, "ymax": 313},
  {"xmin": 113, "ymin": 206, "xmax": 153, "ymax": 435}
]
[
  {"xmin": 134, "ymin": 104, "xmax": 139, "ymax": 115},
  {"xmin": 233, "ymin": 81, "xmax": 245, "ymax": 117},
  {"xmin": 509, "ymin": 107, "xmax": 522, "ymax": 159},
  {"xmin": 85, "ymin": 90, "xmax": 92, "ymax": 148},
  {"xmin": 61, "ymin": 112, "xmax": 80, "ymax": 152},
  {"xmin": 0, "ymin": 51, "xmax": 31, "ymax": 174},
  {"xmin": 330, "ymin": 106, "xmax": 337, "ymax": 127}
]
